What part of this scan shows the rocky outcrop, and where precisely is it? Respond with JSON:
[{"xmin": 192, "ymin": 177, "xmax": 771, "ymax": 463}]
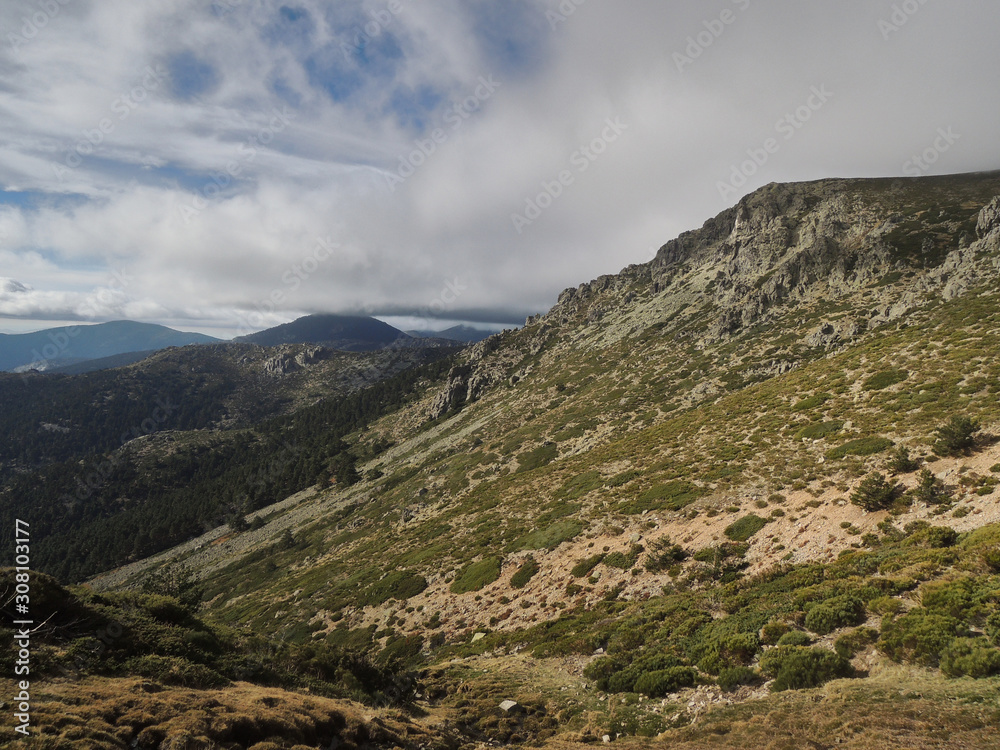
[{"xmin": 977, "ymin": 196, "xmax": 1000, "ymax": 239}]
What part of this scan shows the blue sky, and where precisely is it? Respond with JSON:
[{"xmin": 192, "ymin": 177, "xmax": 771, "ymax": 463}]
[{"xmin": 1, "ymin": 0, "xmax": 999, "ymax": 336}]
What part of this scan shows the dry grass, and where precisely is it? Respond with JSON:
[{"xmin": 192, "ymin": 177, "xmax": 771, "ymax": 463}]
[{"xmin": 2, "ymin": 676, "xmax": 445, "ymax": 750}]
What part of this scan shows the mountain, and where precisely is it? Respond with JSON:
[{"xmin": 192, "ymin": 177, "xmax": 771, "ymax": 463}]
[
  {"xmin": 406, "ymin": 324, "xmax": 498, "ymax": 343},
  {"xmin": 8, "ymin": 172, "xmax": 1000, "ymax": 748},
  {"xmin": 234, "ymin": 313, "xmax": 409, "ymax": 350},
  {"xmin": 0, "ymin": 320, "xmax": 220, "ymax": 372}
]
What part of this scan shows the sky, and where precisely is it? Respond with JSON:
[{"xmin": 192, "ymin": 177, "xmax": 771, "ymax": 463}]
[{"xmin": 0, "ymin": 0, "xmax": 998, "ymax": 338}]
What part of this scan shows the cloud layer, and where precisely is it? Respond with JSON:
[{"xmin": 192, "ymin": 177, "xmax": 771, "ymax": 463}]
[{"xmin": 1, "ymin": 0, "xmax": 999, "ymax": 336}]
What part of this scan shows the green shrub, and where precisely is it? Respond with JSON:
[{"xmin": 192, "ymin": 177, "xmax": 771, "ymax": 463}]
[
  {"xmin": 827, "ymin": 437, "xmax": 894, "ymax": 460},
  {"xmin": 933, "ymin": 415, "xmax": 980, "ymax": 456},
  {"xmin": 793, "ymin": 393, "xmax": 832, "ymax": 411},
  {"xmin": 850, "ymin": 473, "xmax": 901, "ymax": 512},
  {"xmin": 910, "ymin": 468, "xmax": 951, "ymax": 505},
  {"xmin": 717, "ymin": 666, "xmax": 758, "ymax": 692},
  {"xmin": 888, "ymin": 445, "xmax": 920, "ymax": 474},
  {"xmin": 878, "ymin": 608, "xmax": 965, "ymax": 666},
  {"xmin": 625, "ymin": 481, "xmax": 703, "ymax": 514},
  {"xmin": 905, "ymin": 522, "xmax": 958, "ymax": 548},
  {"xmin": 863, "ymin": 370, "xmax": 908, "ymax": 391},
  {"xmin": 450, "ymin": 557, "xmax": 502, "ymax": 594},
  {"xmin": 939, "ymin": 638, "xmax": 1000, "ymax": 678},
  {"xmin": 571, "ymin": 554, "xmax": 605, "ymax": 578},
  {"xmin": 776, "ymin": 630, "xmax": 812, "ymax": 647},
  {"xmin": 834, "ymin": 627, "xmax": 879, "ymax": 658},
  {"xmin": 760, "ymin": 621, "xmax": 791, "ymax": 645},
  {"xmin": 604, "ymin": 545, "xmax": 643, "ymax": 569},
  {"xmin": 991, "ymin": 464, "xmax": 1000, "ymax": 474},
  {"xmin": 644, "ymin": 537, "xmax": 688, "ymax": 572},
  {"xmin": 804, "ymin": 596, "xmax": 864, "ymax": 635},
  {"xmin": 795, "ymin": 421, "xmax": 844, "ymax": 440},
  {"xmin": 510, "ymin": 557, "xmax": 540, "ymax": 589},
  {"xmin": 360, "ymin": 571, "xmax": 427, "ymax": 606},
  {"xmin": 770, "ymin": 648, "xmax": 854, "ymax": 692},
  {"xmin": 724, "ymin": 514, "xmax": 769, "ymax": 542},
  {"xmin": 582, "ymin": 656, "xmax": 626, "ymax": 691},
  {"xmin": 695, "ymin": 632, "xmax": 760, "ymax": 674},
  {"xmin": 920, "ymin": 577, "xmax": 979, "ymax": 620},
  {"xmin": 513, "ymin": 519, "xmax": 584, "ymax": 551},
  {"xmin": 517, "ymin": 443, "xmax": 558, "ymax": 472},
  {"xmin": 633, "ymin": 666, "xmax": 697, "ymax": 697}
]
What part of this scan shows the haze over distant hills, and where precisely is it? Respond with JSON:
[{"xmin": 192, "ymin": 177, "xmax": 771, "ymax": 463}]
[
  {"xmin": 405, "ymin": 324, "xmax": 496, "ymax": 343},
  {"xmin": 0, "ymin": 320, "xmax": 220, "ymax": 372}
]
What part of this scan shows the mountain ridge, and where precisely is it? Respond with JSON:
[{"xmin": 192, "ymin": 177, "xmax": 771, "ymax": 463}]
[
  {"xmin": 7, "ymin": 171, "xmax": 1000, "ymax": 748},
  {"xmin": 0, "ymin": 319, "xmax": 221, "ymax": 372}
]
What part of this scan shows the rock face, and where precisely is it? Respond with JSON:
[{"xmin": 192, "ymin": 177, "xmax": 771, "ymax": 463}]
[
  {"xmin": 427, "ymin": 174, "xmax": 1000, "ymax": 417},
  {"xmin": 977, "ymin": 196, "xmax": 1000, "ymax": 239}
]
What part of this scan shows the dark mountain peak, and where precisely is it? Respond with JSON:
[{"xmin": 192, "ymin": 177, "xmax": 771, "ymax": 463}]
[{"xmin": 234, "ymin": 313, "xmax": 407, "ymax": 351}]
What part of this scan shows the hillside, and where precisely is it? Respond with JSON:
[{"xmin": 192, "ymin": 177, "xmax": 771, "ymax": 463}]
[
  {"xmin": 6, "ymin": 172, "xmax": 1000, "ymax": 748},
  {"xmin": 0, "ymin": 320, "xmax": 220, "ymax": 372}
]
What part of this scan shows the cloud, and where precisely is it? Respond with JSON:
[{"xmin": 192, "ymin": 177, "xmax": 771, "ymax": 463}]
[{"xmin": 1, "ymin": 0, "xmax": 999, "ymax": 336}]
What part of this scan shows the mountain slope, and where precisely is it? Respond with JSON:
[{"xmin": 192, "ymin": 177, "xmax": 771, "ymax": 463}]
[
  {"xmin": 0, "ymin": 320, "xmax": 220, "ymax": 371},
  {"xmin": 15, "ymin": 171, "xmax": 1000, "ymax": 747}
]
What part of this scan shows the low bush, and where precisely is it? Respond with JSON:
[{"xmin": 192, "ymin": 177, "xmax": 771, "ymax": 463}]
[
  {"xmin": 717, "ymin": 665, "xmax": 758, "ymax": 692},
  {"xmin": 633, "ymin": 666, "xmax": 697, "ymax": 697},
  {"xmin": 834, "ymin": 627, "xmax": 879, "ymax": 658},
  {"xmin": 878, "ymin": 608, "xmax": 965, "ymax": 666},
  {"xmin": 644, "ymin": 538, "xmax": 688, "ymax": 572},
  {"xmin": 360, "ymin": 571, "xmax": 427, "ymax": 606},
  {"xmin": 795, "ymin": 421, "xmax": 844, "ymax": 440},
  {"xmin": 776, "ymin": 630, "xmax": 812, "ymax": 647},
  {"xmin": 724, "ymin": 514, "xmax": 769, "ymax": 542},
  {"xmin": 910, "ymin": 468, "xmax": 951, "ymax": 505},
  {"xmin": 760, "ymin": 621, "xmax": 791, "ymax": 645},
  {"xmin": 933, "ymin": 415, "xmax": 980, "ymax": 457},
  {"xmin": 604, "ymin": 545, "xmax": 643, "ymax": 569},
  {"xmin": 863, "ymin": 370, "xmax": 908, "ymax": 391},
  {"xmin": 510, "ymin": 557, "xmax": 540, "ymax": 589},
  {"xmin": 770, "ymin": 648, "xmax": 854, "ymax": 692},
  {"xmin": 804, "ymin": 595, "xmax": 864, "ymax": 635},
  {"xmin": 827, "ymin": 437, "xmax": 894, "ymax": 460},
  {"xmin": 570, "ymin": 554, "xmax": 605, "ymax": 578},
  {"xmin": 939, "ymin": 637, "xmax": 1000, "ymax": 678},
  {"xmin": 450, "ymin": 557, "xmax": 502, "ymax": 594},
  {"xmin": 850, "ymin": 473, "xmax": 901, "ymax": 512}
]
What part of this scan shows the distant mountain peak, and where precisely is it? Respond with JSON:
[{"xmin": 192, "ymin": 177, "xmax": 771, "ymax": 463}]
[{"xmin": 234, "ymin": 313, "xmax": 408, "ymax": 351}]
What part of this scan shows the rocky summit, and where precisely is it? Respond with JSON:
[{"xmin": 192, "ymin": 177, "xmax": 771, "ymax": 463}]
[{"xmin": 6, "ymin": 171, "xmax": 1000, "ymax": 749}]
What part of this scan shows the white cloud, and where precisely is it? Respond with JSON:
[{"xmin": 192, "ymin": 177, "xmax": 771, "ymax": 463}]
[{"xmin": 1, "ymin": 0, "xmax": 999, "ymax": 335}]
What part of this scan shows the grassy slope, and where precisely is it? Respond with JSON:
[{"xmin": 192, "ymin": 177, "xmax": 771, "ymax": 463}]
[{"xmin": 62, "ymin": 173, "xmax": 1000, "ymax": 746}]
